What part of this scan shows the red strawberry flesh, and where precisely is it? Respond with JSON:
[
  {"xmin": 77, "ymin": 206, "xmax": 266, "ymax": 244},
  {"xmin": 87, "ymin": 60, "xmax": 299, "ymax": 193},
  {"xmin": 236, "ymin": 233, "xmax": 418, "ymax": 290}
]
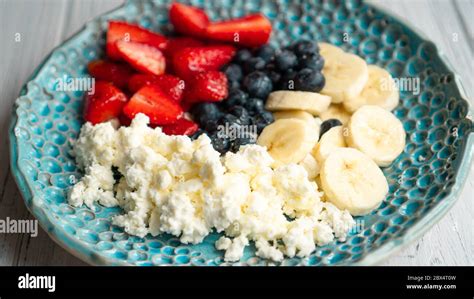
[
  {"xmin": 84, "ymin": 81, "xmax": 128, "ymax": 124},
  {"xmin": 116, "ymin": 41, "xmax": 166, "ymax": 76},
  {"xmin": 169, "ymin": 3, "xmax": 210, "ymax": 38}
]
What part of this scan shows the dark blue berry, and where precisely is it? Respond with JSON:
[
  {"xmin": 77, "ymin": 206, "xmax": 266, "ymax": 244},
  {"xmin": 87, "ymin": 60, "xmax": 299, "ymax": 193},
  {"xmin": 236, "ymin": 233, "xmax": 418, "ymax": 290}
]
[
  {"xmin": 222, "ymin": 63, "xmax": 243, "ymax": 82},
  {"xmin": 294, "ymin": 68, "xmax": 325, "ymax": 92},
  {"xmin": 291, "ymin": 40, "xmax": 319, "ymax": 56},
  {"xmin": 190, "ymin": 129, "xmax": 205, "ymax": 140},
  {"xmin": 256, "ymin": 44, "xmax": 276, "ymax": 62},
  {"xmin": 243, "ymin": 71, "xmax": 273, "ymax": 99},
  {"xmin": 254, "ymin": 110, "xmax": 274, "ymax": 133},
  {"xmin": 218, "ymin": 114, "xmax": 242, "ymax": 127},
  {"xmin": 228, "ymin": 105, "xmax": 251, "ymax": 125},
  {"xmin": 298, "ymin": 53, "xmax": 324, "ymax": 71},
  {"xmin": 230, "ymin": 132, "xmax": 258, "ymax": 152},
  {"xmin": 319, "ymin": 119, "xmax": 343, "ymax": 139},
  {"xmin": 275, "ymin": 50, "xmax": 298, "ymax": 71},
  {"xmin": 244, "ymin": 98, "xmax": 265, "ymax": 114},
  {"xmin": 224, "ymin": 89, "xmax": 248, "ymax": 108},
  {"xmin": 210, "ymin": 132, "xmax": 230, "ymax": 154},
  {"xmin": 228, "ymin": 79, "xmax": 240, "ymax": 89},
  {"xmin": 266, "ymin": 70, "xmax": 281, "ymax": 85},
  {"xmin": 278, "ymin": 70, "xmax": 296, "ymax": 90},
  {"xmin": 190, "ymin": 102, "xmax": 222, "ymax": 126},
  {"xmin": 234, "ymin": 49, "xmax": 252, "ymax": 64},
  {"xmin": 244, "ymin": 57, "xmax": 266, "ymax": 74}
]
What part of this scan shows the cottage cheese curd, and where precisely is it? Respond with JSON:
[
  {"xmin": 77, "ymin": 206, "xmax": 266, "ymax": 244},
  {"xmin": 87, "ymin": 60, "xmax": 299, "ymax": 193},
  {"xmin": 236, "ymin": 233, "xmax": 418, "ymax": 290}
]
[{"xmin": 69, "ymin": 114, "xmax": 355, "ymax": 262}]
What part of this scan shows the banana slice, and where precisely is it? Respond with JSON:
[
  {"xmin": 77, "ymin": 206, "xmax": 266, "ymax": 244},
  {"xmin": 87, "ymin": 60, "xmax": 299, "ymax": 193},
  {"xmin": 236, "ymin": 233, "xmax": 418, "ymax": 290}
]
[
  {"xmin": 320, "ymin": 47, "xmax": 368, "ymax": 104},
  {"xmin": 265, "ymin": 91, "xmax": 331, "ymax": 116},
  {"xmin": 319, "ymin": 104, "xmax": 352, "ymax": 125},
  {"xmin": 312, "ymin": 126, "xmax": 346, "ymax": 164},
  {"xmin": 273, "ymin": 110, "xmax": 315, "ymax": 123},
  {"xmin": 257, "ymin": 119, "xmax": 318, "ymax": 165},
  {"xmin": 298, "ymin": 154, "xmax": 320, "ymax": 180},
  {"xmin": 320, "ymin": 147, "xmax": 388, "ymax": 216},
  {"xmin": 319, "ymin": 42, "xmax": 344, "ymax": 57},
  {"xmin": 344, "ymin": 65, "xmax": 399, "ymax": 113},
  {"xmin": 346, "ymin": 105, "xmax": 406, "ymax": 167}
]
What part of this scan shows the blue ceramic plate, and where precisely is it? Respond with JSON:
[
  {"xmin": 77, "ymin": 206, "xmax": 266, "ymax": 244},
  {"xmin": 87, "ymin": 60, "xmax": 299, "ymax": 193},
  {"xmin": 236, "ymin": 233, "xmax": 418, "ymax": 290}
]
[{"xmin": 9, "ymin": 0, "xmax": 473, "ymax": 266}]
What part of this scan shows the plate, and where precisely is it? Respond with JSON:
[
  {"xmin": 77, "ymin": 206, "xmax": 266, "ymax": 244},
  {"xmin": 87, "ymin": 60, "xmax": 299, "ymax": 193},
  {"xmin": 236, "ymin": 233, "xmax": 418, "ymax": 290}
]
[{"xmin": 9, "ymin": 0, "xmax": 474, "ymax": 266}]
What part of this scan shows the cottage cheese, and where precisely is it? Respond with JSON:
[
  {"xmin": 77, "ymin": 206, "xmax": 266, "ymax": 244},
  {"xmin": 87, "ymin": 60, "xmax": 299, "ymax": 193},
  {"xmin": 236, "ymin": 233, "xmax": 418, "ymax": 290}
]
[{"xmin": 69, "ymin": 114, "xmax": 355, "ymax": 262}]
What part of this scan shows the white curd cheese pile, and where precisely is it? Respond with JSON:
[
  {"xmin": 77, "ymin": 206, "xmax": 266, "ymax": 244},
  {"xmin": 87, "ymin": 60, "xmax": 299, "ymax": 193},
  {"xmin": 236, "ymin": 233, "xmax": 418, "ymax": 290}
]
[{"xmin": 69, "ymin": 114, "xmax": 355, "ymax": 262}]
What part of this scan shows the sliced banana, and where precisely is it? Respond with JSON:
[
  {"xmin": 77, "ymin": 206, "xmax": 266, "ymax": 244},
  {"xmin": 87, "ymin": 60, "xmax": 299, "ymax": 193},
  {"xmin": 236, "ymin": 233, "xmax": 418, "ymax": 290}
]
[
  {"xmin": 265, "ymin": 91, "xmax": 331, "ymax": 116},
  {"xmin": 273, "ymin": 110, "xmax": 315, "ymax": 123},
  {"xmin": 344, "ymin": 65, "xmax": 399, "ymax": 113},
  {"xmin": 312, "ymin": 126, "xmax": 346, "ymax": 164},
  {"xmin": 320, "ymin": 47, "xmax": 368, "ymax": 104},
  {"xmin": 320, "ymin": 147, "xmax": 388, "ymax": 216},
  {"xmin": 319, "ymin": 104, "xmax": 352, "ymax": 125},
  {"xmin": 257, "ymin": 119, "xmax": 318, "ymax": 165},
  {"xmin": 319, "ymin": 42, "xmax": 344, "ymax": 57},
  {"xmin": 346, "ymin": 105, "xmax": 406, "ymax": 167},
  {"xmin": 298, "ymin": 154, "xmax": 320, "ymax": 180}
]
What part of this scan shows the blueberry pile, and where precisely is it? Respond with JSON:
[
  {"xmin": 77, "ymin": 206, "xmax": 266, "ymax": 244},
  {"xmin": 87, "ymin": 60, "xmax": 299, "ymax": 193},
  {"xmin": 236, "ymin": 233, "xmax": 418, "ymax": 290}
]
[{"xmin": 190, "ymin": 40, "xmax": 325, "ymax": 154}]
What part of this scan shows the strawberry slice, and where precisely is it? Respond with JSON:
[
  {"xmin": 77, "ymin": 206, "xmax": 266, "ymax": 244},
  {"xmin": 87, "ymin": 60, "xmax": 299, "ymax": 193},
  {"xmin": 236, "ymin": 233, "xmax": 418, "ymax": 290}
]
[
  {"xmin": 162, "ymin": 118, "xmax": 199, "ymax": 136},
  {"xmin": 106, "ymin": 21, "xmax": 167, "ymax": 60},
  {"xmin": 87, "ymin": 60, "xmax": 134, "ymax": 89},
  {"xmin": 116, "ymin": 41, "xmax": 166, "ymax": 76},
  {"xmin": 123, "ymin": 85, "xmax": 183, "ymax": 125},
  {"xmin": 119, "ymin": 113, "xmax": 132, "ymax": 126},
  {"xmin": 205, "ymin": 14, "xmax": 272, "ymax": 48},
  {"xmin": 169, "ymin": 3, "xmax": 209, "ymax": 38},
  {"xmin": 172, "ymin": 45, "xmax": 236, "ymax": 80},
  {"xmin": 162, "ymin": 37, "xmax": 204, "ymax": 58},
  {"xmin": 84, "ymin": 81, "xmax": 128, "ymax": 124},
  {"xmin": 128, "ymin": 74, "xmax": 184, "ymax": 102},
  {"xmin": 185, "ymin": 71, "xmax": 228, "ymax": 103}
]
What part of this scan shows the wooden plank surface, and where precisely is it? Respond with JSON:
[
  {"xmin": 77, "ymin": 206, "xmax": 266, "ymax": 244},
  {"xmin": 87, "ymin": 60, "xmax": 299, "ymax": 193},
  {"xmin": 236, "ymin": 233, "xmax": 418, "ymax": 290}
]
[{"xmin": 0, "ymin": 0, "xmax": 472, "ymax": 266}]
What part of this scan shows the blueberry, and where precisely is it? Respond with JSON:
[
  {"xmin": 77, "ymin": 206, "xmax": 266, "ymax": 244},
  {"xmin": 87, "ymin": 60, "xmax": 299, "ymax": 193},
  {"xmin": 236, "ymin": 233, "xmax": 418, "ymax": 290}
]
[
  {"xmin": 298, "ymin": 53, "xmax": 324, "ymax": 71},
  {"xmin": 230, "ymin": 132, "xmax": 258, "ymax": 152},
  {"xmin": 218, "ymin": 114, "xmax": 242, "ymax": 126},
  {"xmin": 243, "ymin": 71, "xmax": 273, "ymax": 99},
  {"xmin": 209, "ymin": 132, "xmax": 230, "ymax": 154},
  {"xmin": 275, "ymin": 50, "xmax": 298, "ymax": 71},
  {"xmin": 244, "ymin": 98, "xmax": 265, "ymax": 114},
  {"xmin": 266, "ymin": 70, "xmax": 281, "ymax": 85},
  {"xmin": 294, "ymin": 68, "xmax": 325, "ymax": 92},
  {"xmin": 190, "ymin": 129, "xmax": 205, "ymax": 140},
  {"xmin": 222, "ymin": 63, "xmax": 243, "ymax": 82},
  {"xmin": 291, "ymin": 40, "xmax": 319, "ymax": 56},
  {"xmin": 224, "ymin": 89, "xmax": 248, "ymax": 108},
  {"xmin": 228, "ymin": 105, "xmax": 251, "ymax": 125},
  {"xmin": 228, "ymin": 79, "xmax": 240, "ymax": 89},
  {"xmin": 319, "ymin": 119, "xmax": 343, "ymax": 139},
  {"xmin": 244, "ymin": 57, "xmax": 266, "ymax": 74},
  {"xmin": 278, "ymin": 70, "xmax": 296, "ymax": 90},
  {"xmin": 256, "ymin": 44, "xmax": 276, "ymax": 62},
  {"xmin": 254, "ymin": 110, "xmax": 274, "ymax": 133},
  {"xmin": 190, "ymin": 102, "xmax": 222, "ymax": 126},
  {"xmin": 234, "ymin": 49, "xmax": 252, "ymax": 64}
]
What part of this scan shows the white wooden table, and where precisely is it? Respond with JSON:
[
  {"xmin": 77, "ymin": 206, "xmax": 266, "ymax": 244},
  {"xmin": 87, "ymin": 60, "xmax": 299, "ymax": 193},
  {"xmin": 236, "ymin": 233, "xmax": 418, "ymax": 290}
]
[{"xmin": 0, "ymin": 0, "xmax": 472, "ymax": 266}]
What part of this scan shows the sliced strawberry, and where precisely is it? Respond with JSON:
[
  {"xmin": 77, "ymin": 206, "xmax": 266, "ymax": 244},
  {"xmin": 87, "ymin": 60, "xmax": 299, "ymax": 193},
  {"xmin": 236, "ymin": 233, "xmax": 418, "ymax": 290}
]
[
  {"xmin": 123, "ymin": 85, "xmax": 183, "ymax": 125},
  {"xmin": 119, "ymin": 113, "xmax": 132, "ymax": 126},
  {"xmin": 106, "ymin": 21, "xmax": 167, "ymax": 60},
  {"xmin": 87, "ymin": 60, "xmax": 134, "ymax": 89},
  {"xmin": 162, "ymin": 37, "xmax": 204, "ymax": 58},
  {"xmin": 205, "ymin": 14, "xmax": 272, "ymax": 48},
  {"xmin": 162, "ymin": 118, "xmax": 199, "ymax": 136},
  {"xmin": 185, "ymin": 71, "xmax": 228, "ymax": 103},
  {"xmin": 172, "ymin": 45, "xmax": 236, "ymax": 80},
  {"xmin": 128, "ymin": 74, "xmax": 185, "ymax": 102},
  {"xmin": 169, "ymin": 3, "xmax": 209, "ymax": 38},
  {"xmin": 116, "ymin": 41, "xmax": 166, "ymax": 76},
  {"xmin": 84, "ymin": 81, "xmax": 128, "ymax": 124}
]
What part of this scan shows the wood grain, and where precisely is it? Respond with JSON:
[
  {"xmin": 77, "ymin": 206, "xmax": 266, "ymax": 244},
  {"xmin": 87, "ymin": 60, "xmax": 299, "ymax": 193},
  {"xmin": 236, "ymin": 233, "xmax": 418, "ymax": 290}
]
[{"xmin": 0, "ymin": 0, "xmax": 472, "ymax": 266}]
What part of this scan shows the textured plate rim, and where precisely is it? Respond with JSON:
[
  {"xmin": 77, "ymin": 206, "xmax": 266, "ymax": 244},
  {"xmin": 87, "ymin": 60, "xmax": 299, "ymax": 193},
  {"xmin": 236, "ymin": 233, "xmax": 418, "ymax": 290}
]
[{"xmin": 8, "ymin": 1, "xmax": 474, "ymax": 266}]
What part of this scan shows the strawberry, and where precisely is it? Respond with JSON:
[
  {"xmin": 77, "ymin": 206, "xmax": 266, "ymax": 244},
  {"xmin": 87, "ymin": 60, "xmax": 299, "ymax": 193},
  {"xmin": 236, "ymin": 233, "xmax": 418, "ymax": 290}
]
[
  {"xmin": 162, "ymin": 118, "xmax": 199, "ymax": 136},
  {"xmin": 123, "ymin": 85, "xmax": 183, "ymax": 125},
  {"xmin": 169, "ymin": 3, "xmax": 209, "ymax": 38},
  {"xmin": 162, "ymin": 37, "xmax": 204, "ymax": 58},
  {"xmin": 84, "ymin": 81, "xmax": 128, "ymax": 124},
  {"xmin": 116, "ymin": 41, "xmax": 166, "ymax": 76},
  {"xmin": 106, "ymin": 21, "xmax": 167, "ymax": 60},
  {"xmin": 185, "ymin": 71, "xmax": 228, "ymax": 103},
  {"xmin": 128, "ymin": 74, "xmax": 184, "ymax": 102},
  {"xmin": 172, "ymin": 45, "xmax": 236, "ymax": 80},
  {"xmin": 205, "ymin": 14, "xmax": 272, "ymax": 48},
  {"xmin": 87, "ymin": 60, "xmax": 134, "ymax": 89},
  {"xmin": 119, "ymin": 113, "xmax": 132, "ymax": 126}
]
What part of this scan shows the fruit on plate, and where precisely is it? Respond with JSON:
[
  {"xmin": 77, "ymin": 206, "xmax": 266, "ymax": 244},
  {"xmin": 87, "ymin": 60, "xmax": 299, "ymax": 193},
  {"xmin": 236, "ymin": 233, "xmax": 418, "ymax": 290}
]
[
  {"xmin": 318, "ymin": 42, "xmax": 344, "ymax": 57},
  {"xmin": 319, "ymin": 104, "xmax": 351, "ymax": 125},
  {"xmin": 273, "ymin": 110, "xmax": 315, "ymax": 124},
  {"xmin": 319, "ymin": 118, "xmax": 343, "ymax": 138},
  {"xmin": 128, "ymin": 74, "xmax": 184, "ymax": 102},
  {"xmin": 84, "ymin": 81, "xmax": 128, "ymax": 124},
  {"xmin": 205, "ymin": 14, "xmax": 272, "ymax": 48},
  {"xmin": 265, "ymin": 91, "xmax": 331, "ymax": 116},
  {"xmin": 257, "ymin": 118, "xmax": 318, "ymax": 165},
  {"xmin": 172, "ymin": 45, "xmax": 236, "ymax": 80},
  {"xmin": 312, "ymin": 126, "xmax": 346, "ymax": 164},
  {"xmin": 319, "ymin": 44, "xmax": 368, "ymax": 103},
  {"xmin": 185, "ymin": 71, "xmax": 228, "ymax": 103},
  {"xmin": 345, "ymin": 105, "xmax": 406, "ymax": 167},
  {"xmin": 162, "ymin": 118, "xmax": 199, "ymax": 136},
  {"xmin": 320, "ymin": 147, "xmax": 389, "ymax": 216},
  {"xmin": 343, "ymin": 65, "xmax": 400, "ymax": 113},
  {"xmin": 106, "ymin": 21, "xmax": 167, "ymax": 60},
  {"xmin": 123, "ymin": 85, "xmax": 183, "ymax": 125},
  {"xmin": 298, "ymin": 154, "xmax": 320, "ymax": 180},
  {"xmin": 162, "ymin": 37, "xmax": 204, "ymax": 58},
  {"xmin": 87, "ymin": 60, "xmax": 134, "ymax": 89},
  {"xmin": 116, "ymin": 41, "xmax": 166, "ymax": 76},
  {"xmin": 169, "ymin": 2, "xmax": 210, "ymax": 38}
]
